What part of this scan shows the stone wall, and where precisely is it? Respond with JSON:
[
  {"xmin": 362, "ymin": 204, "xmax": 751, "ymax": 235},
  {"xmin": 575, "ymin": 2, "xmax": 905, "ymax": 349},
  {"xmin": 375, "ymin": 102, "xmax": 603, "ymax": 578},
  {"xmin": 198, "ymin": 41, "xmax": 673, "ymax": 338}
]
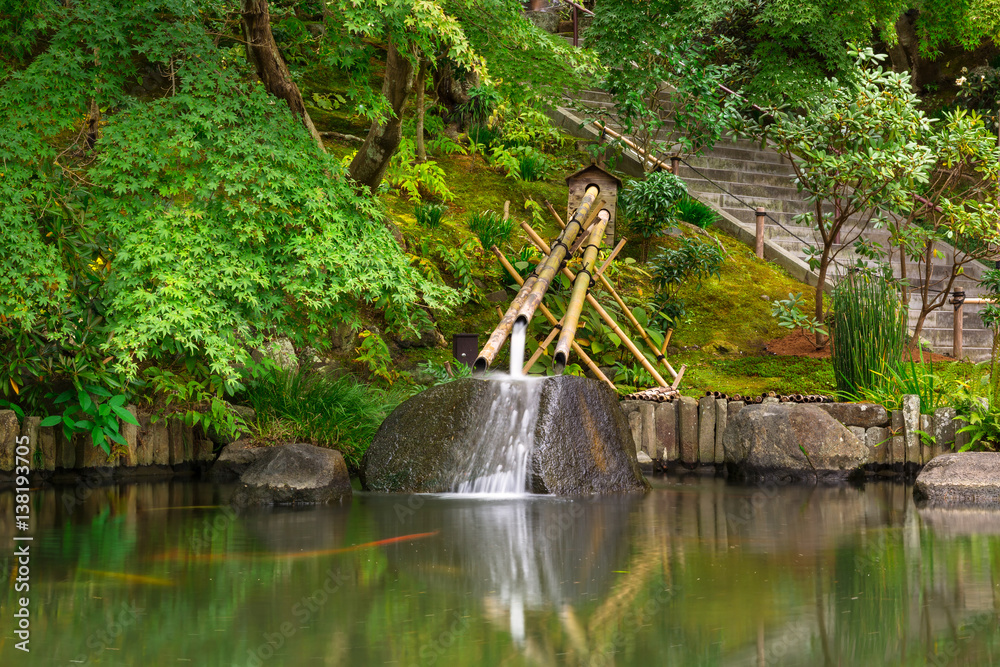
[
  {"xmin": 0, "ymin": 409, "xmax": 217, "ymax": 485},
  {"xmin": 621, "ymin": 396, "xmax": 967, "ymax": 472}
]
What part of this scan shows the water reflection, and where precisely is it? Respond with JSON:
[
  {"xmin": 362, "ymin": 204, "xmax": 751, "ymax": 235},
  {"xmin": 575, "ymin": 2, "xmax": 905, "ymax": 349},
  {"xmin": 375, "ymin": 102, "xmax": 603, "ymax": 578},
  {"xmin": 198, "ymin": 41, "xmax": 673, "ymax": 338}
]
[{"xmin": 0, "ymin": 477, "xmax": 996, "ymax": 665}]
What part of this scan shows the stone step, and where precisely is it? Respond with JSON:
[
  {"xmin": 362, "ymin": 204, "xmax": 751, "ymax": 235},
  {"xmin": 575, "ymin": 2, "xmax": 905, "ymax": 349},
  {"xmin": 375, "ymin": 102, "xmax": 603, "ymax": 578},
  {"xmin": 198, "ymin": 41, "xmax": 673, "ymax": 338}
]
[{"xmin": 685, "ymin": 154, "xmax": 796, "ymax": 176}]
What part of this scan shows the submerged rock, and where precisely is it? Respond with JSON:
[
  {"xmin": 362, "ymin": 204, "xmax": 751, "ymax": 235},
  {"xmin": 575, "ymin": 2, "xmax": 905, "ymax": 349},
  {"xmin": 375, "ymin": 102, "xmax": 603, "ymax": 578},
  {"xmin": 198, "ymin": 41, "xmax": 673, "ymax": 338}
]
[
  {"xmin": 914, "ymin": 453, "xmax": 1000, "ymax": 508},
  {"xmin": 723, "ymin": 403, "xmax": 868, "ymax": 483},
  {"xmin": 231, "ymin": 443, "xmax": 352, "ymax": 506},
  {"xmin": 361, "ymin": 376, "xmax": 647, "ymax": 495}
]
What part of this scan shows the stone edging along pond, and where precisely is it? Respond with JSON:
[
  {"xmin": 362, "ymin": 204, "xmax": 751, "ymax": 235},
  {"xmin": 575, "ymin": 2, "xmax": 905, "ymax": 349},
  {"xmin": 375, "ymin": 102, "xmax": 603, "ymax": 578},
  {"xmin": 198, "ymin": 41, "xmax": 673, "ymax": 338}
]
[
  {"xmin": 0, "ymin": 395, "xmax": 978, "ymax": 486},
  {"xmin": 0, "ymin": 408, "xmax": 219, "ymax": 486},
  {"xmin": 620, "ymin": 395, "xmax": 966, "ymax": 475}
]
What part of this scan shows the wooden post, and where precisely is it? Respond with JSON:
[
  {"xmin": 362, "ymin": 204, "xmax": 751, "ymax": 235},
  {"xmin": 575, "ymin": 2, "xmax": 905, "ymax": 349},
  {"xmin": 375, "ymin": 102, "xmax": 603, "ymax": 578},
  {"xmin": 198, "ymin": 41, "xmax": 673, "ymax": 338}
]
[
  {"xmin": 572, "ymin": 6, "xmax": 579, "ymax": 47},
  {"xmin": 670, "ymin": 156, "xmax": 680, "ymax": 175},
  {"xmin": 755, "ymin": 207, "xmax": 766, "ymax": 259},
  {"xmin": 952, "ymin": 289, "xmax": 965, "ymax": 360}
]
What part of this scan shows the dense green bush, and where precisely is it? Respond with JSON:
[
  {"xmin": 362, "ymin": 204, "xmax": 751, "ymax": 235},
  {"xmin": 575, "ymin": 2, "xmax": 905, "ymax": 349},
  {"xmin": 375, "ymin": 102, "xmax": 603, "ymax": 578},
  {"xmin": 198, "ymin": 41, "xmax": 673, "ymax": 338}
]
[
  {"xmin": 620, "ymin": 171, "xmax": 688, "ymax": 262},
  {"xmin": 0, "ymin": 1, "xmax": 458, "ymax": 440},
  {"xmin": 830, "ymin": 271, "xmax": 909, "ymax": 397}
]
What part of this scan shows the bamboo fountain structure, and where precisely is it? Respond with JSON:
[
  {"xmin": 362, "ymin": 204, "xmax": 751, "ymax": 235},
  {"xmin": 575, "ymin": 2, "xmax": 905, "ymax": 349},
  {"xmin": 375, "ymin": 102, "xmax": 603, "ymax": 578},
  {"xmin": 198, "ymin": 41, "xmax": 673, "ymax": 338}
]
[{"xmin": 474, "ymin": 167, "xmax": 686, "ymax": 397}]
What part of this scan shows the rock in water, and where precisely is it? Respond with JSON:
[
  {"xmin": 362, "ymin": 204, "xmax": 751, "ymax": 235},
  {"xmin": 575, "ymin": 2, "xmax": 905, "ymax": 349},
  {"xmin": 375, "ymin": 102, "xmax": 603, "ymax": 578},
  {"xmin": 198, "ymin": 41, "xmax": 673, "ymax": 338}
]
[
  {"xmin": 530, "ymin": 375, "xmax": 648, "ymax": 494},
  {"xmin": 232, "ymin": 443, "xmax": 352, "ymax": 506},
  {"xmin": 723, "ymin": 403, "xmax": 867, "ymax": 483},
  {"xmin": 914, "ymin": 453, "xmax": 1000, "ymax": 508},
  {"xmin": 361, "ymin": 376, "xmax": 647, "ymax": 494}
]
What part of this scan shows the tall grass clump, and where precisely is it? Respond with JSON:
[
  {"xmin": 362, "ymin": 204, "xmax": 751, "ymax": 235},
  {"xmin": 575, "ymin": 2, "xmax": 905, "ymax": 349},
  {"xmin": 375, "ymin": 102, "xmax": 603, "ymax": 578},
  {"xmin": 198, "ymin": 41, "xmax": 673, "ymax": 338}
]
[
  {"xmin": 831, "ymin": 271, "xmax": 909, "ymax": 396},
  {"xmin": 242, "ymin": 365, "xmax": 404, "ymax": 469},
  {"xmin": 467, "ymin": 210, "xmax": 513, "ymax": 250},
  {"xmin": 516, "ymin": 150, "xmax": 549, "ymax": 181},
  {"xmin": 675, "ymin": 196, "xmax": 717, "ymax": 229},
  {"xmin": 415, "ymin": 202, "xmax": 446, "ymax": 229}
]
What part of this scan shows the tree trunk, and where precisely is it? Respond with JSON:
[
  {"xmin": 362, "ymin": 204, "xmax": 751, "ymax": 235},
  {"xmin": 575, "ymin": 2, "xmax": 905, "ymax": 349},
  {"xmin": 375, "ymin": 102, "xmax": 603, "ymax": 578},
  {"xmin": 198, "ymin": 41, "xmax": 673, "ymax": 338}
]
[
  {"xmin": 241, "ymin": 0, "xmax": 325, "ymax": 152},
  {"xmin": 415, "ymin": 59, "xmax": 427, "ymax": 163},
  {"xmin": 814, "ymin": 250, "xmax": 831, "ymax": 348},
  {"xmin": 889, "ymin": 10, "xmax": 923, "ymax": 90},
  {"xmin": 348, "ymin": 39, "xmax": 415, "ymax": 191},
  {"xmin": 433, "ymin": 59, "xmax": 477, "ymax": 129}
]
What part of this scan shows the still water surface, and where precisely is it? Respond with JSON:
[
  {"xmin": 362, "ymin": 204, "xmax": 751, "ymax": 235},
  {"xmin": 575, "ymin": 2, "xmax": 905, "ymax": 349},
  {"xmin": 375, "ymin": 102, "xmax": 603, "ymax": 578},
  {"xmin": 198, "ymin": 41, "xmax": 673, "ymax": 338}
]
[{"xmin": 1, "ymin": 476, "xmax": 998, "ymax": 666}]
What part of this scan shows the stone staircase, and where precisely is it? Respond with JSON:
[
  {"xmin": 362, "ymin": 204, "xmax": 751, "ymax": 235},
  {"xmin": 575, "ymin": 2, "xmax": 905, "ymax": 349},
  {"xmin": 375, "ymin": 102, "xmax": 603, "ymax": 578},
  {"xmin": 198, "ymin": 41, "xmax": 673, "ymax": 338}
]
[{"xmin": 550, "ymin": 88, "xmax": 995, "ymax": 361}]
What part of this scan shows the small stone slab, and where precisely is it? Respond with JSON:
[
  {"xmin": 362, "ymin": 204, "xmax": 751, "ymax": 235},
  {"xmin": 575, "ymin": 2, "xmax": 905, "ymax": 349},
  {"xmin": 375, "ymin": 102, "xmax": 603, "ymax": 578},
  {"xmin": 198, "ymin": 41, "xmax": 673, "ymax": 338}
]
[
  {"xmin": 814, "ymin": 403, "xmax": 889, "ymax": 428},
  {"xmin": 914, "ymin": 453, "xmax": 1000, "ymax": 508},
  {"xmin": 232, "ymin": 443, "xmax": 352, "ymax": 506},
  {"xmin": 210, "ymin": 439, "xmax": 266, "ymax": 482}
]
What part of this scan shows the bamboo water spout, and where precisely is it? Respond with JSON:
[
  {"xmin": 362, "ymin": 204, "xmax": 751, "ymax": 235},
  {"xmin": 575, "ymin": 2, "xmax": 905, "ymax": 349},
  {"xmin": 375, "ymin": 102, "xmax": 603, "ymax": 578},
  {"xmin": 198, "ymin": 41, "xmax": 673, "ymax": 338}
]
[
  {"xmin": 513, "ymin": 185, "xmax": 600, "ymax": 329},
  {"xmin": 473, "ymin": 185, "xmax": 600, "ymax": 372},
  {"xmin": 554, "ymin": 211, "xmax": 609, "ymax": 374}
]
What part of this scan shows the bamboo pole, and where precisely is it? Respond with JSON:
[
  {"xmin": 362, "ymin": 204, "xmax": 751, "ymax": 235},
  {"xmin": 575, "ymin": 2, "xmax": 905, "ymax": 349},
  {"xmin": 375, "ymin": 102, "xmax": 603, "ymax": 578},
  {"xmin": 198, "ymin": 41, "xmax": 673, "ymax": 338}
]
[
  {"xmin": 519, "ymin": 223, "xmax": 668, "ymax": 387},
  {"xmin": 594, "ymin": 121, "xmax": 672, "ymax": 172},
  {"xmin": 514, "ymin": 185, "xmax": 600, "ymax": 329},
  {"xmin": 567, "ymin": 199, "xmax": 607, "ymax": 255},
  {"xmin": 474, "ymin": 187, "xmax": 598, "ymax": 372},
  {"xmin": 596, "ymin": 238, "xmax": 627, "ymax": 277},
  {"xmin": 545, "ymin": 200, "xmax": 566, "ymax": 228},
  {"xmin": 523, "ymin": 323, "xmax": 562, "ymax": 374},
  {"xmin": 493, "ymin": 247, "xmax": 614, "ymax": 389},
  {"xmin": 473, "ymin": 275, "xmax": 539, "ymax": 372},
  {"xmin": 521, "ymin": 221, "xmax": 672, "ymax": 385},
  {"xmin": 540, "ymin": 204, "xmax": 678, "ymax": 380},
  {"xmin": 555, "ymin": 213, "xmax": 610, "ymax": 373}
]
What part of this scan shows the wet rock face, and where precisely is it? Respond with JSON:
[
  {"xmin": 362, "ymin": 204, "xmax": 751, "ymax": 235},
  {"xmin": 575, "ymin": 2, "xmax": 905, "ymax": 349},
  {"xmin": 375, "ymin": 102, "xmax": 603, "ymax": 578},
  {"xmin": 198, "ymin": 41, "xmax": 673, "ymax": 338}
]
[
  {"xmin": 530, "ymin": 376, "xmax": 648, "ymax": 494},
  {"xmin": 723, "ymin": 404, "xmax": 868, "ymax": 483},
  {"xmin": 361, "ymin": 376, "xmax": 648, "ymax": 495},
  {"xmin": 361, "ymin": 378, "xmax": 494, "ymax": 493},
  {"xmin": 231, "ymin": 443, "xmax": 352, "ymax": 506},
  {"xmin": 914, "ymin": 453, "xmax": 1000, "ymax": 508}
]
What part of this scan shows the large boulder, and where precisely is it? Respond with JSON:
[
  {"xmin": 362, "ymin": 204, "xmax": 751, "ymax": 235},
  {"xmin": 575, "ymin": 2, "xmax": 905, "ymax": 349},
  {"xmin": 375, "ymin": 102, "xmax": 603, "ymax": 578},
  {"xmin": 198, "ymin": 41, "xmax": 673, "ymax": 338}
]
[
  {"xmin": 723, "ymin": 403, "xmax": 868, "ymax": 483},
  {"xmin": 914, "ymin": 453, "xmax": 1000, "ymax": 508},
  {"xmin": 231, "ymin": 443, "xmax": 352, "ymax": 506},
  {"xmin": 362, "ymin": 376, "xmax": 647, "ymax": 495}
]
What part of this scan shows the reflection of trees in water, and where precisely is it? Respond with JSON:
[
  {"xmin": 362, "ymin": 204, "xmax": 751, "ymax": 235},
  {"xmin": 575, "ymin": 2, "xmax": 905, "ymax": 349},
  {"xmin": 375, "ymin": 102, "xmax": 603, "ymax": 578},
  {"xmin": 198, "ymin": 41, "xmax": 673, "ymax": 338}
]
[{"xmin": 3, "ymin": 479, "xmax": 1000, "ymax": 665}]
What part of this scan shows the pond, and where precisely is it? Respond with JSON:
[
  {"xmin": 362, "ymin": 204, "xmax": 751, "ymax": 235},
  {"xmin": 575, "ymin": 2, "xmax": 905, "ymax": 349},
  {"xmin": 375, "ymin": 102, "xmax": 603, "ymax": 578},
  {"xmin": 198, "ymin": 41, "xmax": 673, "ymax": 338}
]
[{"xmin": 1, "ymin": 476, "xmax": 998, "ymax": 666}]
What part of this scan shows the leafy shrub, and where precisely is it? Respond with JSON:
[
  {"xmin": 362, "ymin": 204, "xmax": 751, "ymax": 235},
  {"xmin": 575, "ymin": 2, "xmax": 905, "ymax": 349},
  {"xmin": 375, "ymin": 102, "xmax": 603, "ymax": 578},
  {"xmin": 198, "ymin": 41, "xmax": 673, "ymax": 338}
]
[
  {"xmin": 385, "ymin": 137, "xmax": 454, "ymax": 202},
  {"xmin": 674, "ymin": 196, "xmax": 717, "ymax": 229},
  {"xmin": 242, "ymin": 365, "xmax": 402, "ymax": 468},
  {"xmin": 648, "ymin": 237, "xmax": 724, "ymax": 329},
  {"xmin": 830, "ymin": 270, "xmax": 909, "ymax": 397},
  {"xmin": 467, "ymin": 210, "xmax": 513, "ymax": 251},
  {"xmin": 489, "ymin": 145, "xmax": 551, "ymax": 181},
  {"xmin": 771, "ymin": 292, "xmax": 826, "ymax": 348},
  {"xmin": 415, "ymin": 203, "xmax": 446, "ymax": 229},
  {"xmin": 620, "ymin": 171, "xmax": 688, "ymax": 262}
]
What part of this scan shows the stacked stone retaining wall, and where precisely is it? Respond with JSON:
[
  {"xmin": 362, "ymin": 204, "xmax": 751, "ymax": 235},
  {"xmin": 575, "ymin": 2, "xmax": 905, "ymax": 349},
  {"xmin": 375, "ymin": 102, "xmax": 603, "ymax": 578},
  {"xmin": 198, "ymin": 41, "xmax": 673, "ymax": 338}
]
[{"xmin": 621, "ymin": 396, "xmax": 967, "ymax": 473}]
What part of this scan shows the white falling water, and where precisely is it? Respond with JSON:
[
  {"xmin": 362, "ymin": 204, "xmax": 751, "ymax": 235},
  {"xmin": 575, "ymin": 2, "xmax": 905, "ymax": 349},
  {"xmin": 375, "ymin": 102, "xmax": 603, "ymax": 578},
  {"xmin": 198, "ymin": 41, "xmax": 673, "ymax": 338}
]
[
  {"xmin": 509, "ymin": 320, "xmax": 527, "ymax": 377},
  {"xmin": 451, "ymin": 376, "xmax": 542, "ymax": 495}
]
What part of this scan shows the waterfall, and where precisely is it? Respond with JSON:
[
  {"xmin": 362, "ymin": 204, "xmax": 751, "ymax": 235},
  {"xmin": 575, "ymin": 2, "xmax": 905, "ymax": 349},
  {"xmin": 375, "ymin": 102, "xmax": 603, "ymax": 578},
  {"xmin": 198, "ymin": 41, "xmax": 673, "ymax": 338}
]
[{"xmin": 451, "ymin": 376, "xmax": 542, "ymax": 495}]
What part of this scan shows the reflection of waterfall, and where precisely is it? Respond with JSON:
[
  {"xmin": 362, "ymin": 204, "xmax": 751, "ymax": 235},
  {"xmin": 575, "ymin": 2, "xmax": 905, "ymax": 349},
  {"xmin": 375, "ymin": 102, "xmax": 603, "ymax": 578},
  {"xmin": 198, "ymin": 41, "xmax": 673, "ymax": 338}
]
[{"xmin": 451, "ymin": 377, "xmax": 543, "ymax": 494}]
